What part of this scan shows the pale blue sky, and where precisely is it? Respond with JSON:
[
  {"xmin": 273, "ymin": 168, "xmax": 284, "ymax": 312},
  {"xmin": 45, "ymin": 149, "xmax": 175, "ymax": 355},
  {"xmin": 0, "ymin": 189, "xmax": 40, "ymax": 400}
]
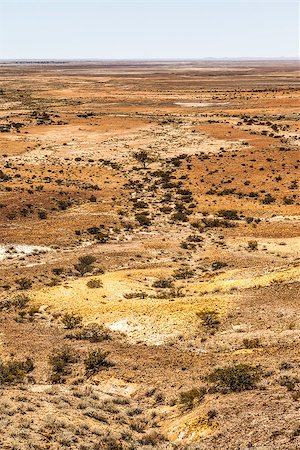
[{"xmin": 0, "ymin": 1, "xmax": 298, "ymax": 60}]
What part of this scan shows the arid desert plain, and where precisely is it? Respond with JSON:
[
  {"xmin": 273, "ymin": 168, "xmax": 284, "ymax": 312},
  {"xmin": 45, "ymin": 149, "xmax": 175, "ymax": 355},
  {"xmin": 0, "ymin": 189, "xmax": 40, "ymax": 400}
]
[{"xmin": 0, "ymin": 60, "xmax": 299, "ymax": 449}]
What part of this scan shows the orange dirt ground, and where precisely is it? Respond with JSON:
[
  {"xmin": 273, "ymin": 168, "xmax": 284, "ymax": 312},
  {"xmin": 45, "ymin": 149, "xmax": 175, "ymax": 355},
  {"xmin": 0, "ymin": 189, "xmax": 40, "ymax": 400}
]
[{"xmin": 0, "ymin": 60, "xmax": 299, "ymax": 450}]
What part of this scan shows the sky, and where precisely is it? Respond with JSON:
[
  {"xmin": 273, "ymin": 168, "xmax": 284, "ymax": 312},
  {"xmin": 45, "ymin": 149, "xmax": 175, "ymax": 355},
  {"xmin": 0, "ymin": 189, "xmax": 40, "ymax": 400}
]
[{"xmin": 0, "ymin": 0, "xmax": 299, "ymax": 60}]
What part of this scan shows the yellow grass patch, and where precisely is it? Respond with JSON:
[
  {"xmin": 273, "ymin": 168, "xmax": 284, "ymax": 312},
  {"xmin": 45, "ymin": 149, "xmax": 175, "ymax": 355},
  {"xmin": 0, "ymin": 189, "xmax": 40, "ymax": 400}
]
[
  {"xmin": 185, "ymin": 266, "xmax": 300, "ymax": 296},
  {"xmin": 30, "ymin": 265, "xmax": 299, "ymax": 344},
  {"xmin": 162, "ymin": 405, "xmax": 217, "ymax": 444},
  {"xmin": 30, "ymin": 267, "xmax": 228, "ymax": 344}
]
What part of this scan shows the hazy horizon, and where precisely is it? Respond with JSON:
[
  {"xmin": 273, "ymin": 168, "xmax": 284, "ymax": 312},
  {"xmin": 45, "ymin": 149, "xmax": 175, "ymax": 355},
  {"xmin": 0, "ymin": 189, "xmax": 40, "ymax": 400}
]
[{"xmin": 0, "ymin": 57, "xmax": 298, "ymax": 62}]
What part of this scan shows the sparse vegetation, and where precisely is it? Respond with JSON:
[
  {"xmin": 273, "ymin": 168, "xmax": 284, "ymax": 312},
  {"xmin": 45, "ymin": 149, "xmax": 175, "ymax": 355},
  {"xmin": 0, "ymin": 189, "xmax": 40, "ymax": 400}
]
[
  {"xmin": 207, "ymin": 364, "xmax": 261, "ymax": 392},
  {"xmin": 61, "ymin": 313, "xmax": 83, "ymax": 329},
  {"xmin": 179, "ymin": 386, "xmax": 206, "ymax": 410},
  {"xmin": 0, "ymin": 60, "xmax": 298, "ymax": 450},
  {"xmin": 133, "ymin": 150, "xmax": 153, "ymax": 168},
  {"xmin": 173, "ymin": 267, "xmax": 195, "ymax": 279},
  {"xmin": 49, "ymin": 348, "xmax": 78, "ymax": 383},
  {"xmin": 217, "ymin": 209, "xmax": 239, "ymax": 220},
  {"xmin": 74, "ymin": 255, "xmax": 97, "ymax": 276},
  {"xmin": 86, "ymin": 279, "xmax": 103, "ymax": 289},
  {"xmin": 16, "ymin": 278, "xmax": 32, "ymax": 290},
  {"xmin": 243, "ymin": 338, "xmax": 261, "ymax": 349},
  {"xmin": 196, "ymin": 309, "xmax": 220, "ymax": 331},
  {"xmin": 152, "ymin": 278, "xmax": 174, "ymax": 289},
  {"xmin": 84, "ymin": 350, "xmax": 112, "ymax": 375},
  {"xmin": 67, "ymin": 323, "xmax": 111, "ymax": 342},
  {"xmin": 248, "ymin": 240, "xmax": 258, "ymax": 251},
  {"xmin": 0, "ymin": 358, "xmax": 34, "ymax": 385}
]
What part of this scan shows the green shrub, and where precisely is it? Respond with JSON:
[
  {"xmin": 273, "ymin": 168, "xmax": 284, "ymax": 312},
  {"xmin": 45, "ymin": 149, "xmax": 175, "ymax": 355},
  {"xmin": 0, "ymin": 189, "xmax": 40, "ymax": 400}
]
[
  {"xmin": 179, "ymin": 387, "xmax": 206, "ymax": 410},
  {"xmin": 135, "ymin": 213, "xmax": 152, "ymax": 227},
  {"xmin": 261, "ymin": 194, "xmax": 275, "ymax": 204},
  {"xmin": 243, "ymin": 338, "xmax": 261, "ymax": 349},
  {"xmin": 0, "ymin": 358, "xmax": 34, "ymax": 385},
  {"xmin": 211, "ymin": 261, "xmax": 228, "ymax": 270},
  {"xmin": 16, "ymin": 278, "xmax": 32, "ymax": 290},
  {"xmin": 247, "ymin": 240, "xmax": 258, "ymax": 251},
  {"xmin": 84, "ymin": 349, "xmax": 111, "ymax": 375},
  {"xmin": 61, "ymin": 313, "xmax": 82, "ymax": 329},
  {"xmin": 74, "ymin": 255, "xmax": 96, "ymax": 275},
  {"xmin": 152, "ymin": 278, "xmax": 174, "ymax": 289},
  {"xmin": 207, "ymin": 364, "xmax": 261, "ymax": 392},
  {"xmin": 86, "ymin": 279, "xmax": 103, "ymax": 289},
  {"xmin": 196, "ymin": 309, "xmax": 220, "ymax": 331},
  {"xmin": 67, "ymin": 323, "xmax": 110, "ymax": 342},
  {"xmin": 217, "ymin": 209, "xmax": 239, "ymax": 220},
  {"xmin": 49, "ymin": 348, "xmax": 78, "ymax": 383},
  {"xmin": 173, "ymin": 267, "xmax": 195, "ymax": 279},
  {"xmin": 0, "ymin": 294, "xmax": 29, "ymax": 311}
]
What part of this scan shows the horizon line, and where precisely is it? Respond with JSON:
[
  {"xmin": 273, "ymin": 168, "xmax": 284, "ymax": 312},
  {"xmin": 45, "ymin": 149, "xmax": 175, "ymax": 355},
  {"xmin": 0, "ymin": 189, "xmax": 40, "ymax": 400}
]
[{"xmin": 0, "ymin": 57, "xmax": 299, "ymax": 63}]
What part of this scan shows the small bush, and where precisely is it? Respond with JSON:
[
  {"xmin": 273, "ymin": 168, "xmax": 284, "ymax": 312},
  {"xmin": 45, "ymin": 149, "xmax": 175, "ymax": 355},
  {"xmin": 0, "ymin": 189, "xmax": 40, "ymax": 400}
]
[
  {"xmin": 135, "ymin": 213, "xmax": 151, "ymax": 227},
  {"xmin": 49, "ymin": 348, "xmax": 78, "ymax": 383},
  {"xmin": 180, "ymin": 241, "xmax": 195, "ymax": 250},
  {"xmin": 247, "ymin": 240, "xmax": 258, "ymax": 251},
  {"xmin": 38, "ymin": 209, "xmax": 47, "ymax": 219},
  {"xmin": 74, "ymin": 255, "xmax": 96, "ymax": 275},
  {"xmin": 152, "ymin": 278, "xmax": 174, "ymax": 289},
  {"xmin": 171, "ymin": 211, "xmax": 188, "ymax": 222},
  {"xmin": 207, "ymin": 364, "xmax": 261, "ymax": 392},
  {"xmin": 278, "ymin": 375, "xmax": 299, "ymax": 391},
  {"xmin": 0, "ymin": 358, "xmax": 34, "ymax": 385},
  {"xmin": 261, "ymin": 194, "xmax": 276, "ymax": 204},
  {"xmin": 217, "ymin": 209, "xmax": 239, "ymax": 220},
  {"xmin": 86, "ymin": 279, "xmax": 103, "ymax": 289},
  {"xmin": 123, "ymin": 291, "xmax": 148, "ymax": 299},
  {"xmin": 212, "ymin": 261, "xmax": 228, "ymax": 270},
  {"xmin": 16, "ymin": 278, "xmax": 32, "ymax": 290},
  {"xmin": 202, "ymin": 218, "xmax": 236, "ymax": 228},
  {"xmin": 196, "ymin": 309, "xmax": 220, "ymax": 331},
  {"xmin": 133, "ymin": 200, "xmax": 148, "ymax": 209},
  {"xmin": 173, "ymin": 267, "xmax": 195, "ymax": 279},
  {"xmin": 133, "ymin": 149, "xmax": 153, "ymax": 168},
  {"xmin": 84, "ymin": 349, "xmax": 111, "ymax": 375},
  {"xmin": 243, "ymin": 338, "xmax": 261, "ymax": 349},
  {"xmin": 279, "ymin": 361, "xmax": 293, "ymax": 371},
  {"xmin": 187, "ymin": 234, "xmax": 203, "ymax": 243},
  {"xmin": 61, "ymin": 313, "xmax": 82, "ymax": 329},
  {"xmin": 0, "ymin": 294, "xmax": 29, "ymax": 311},
  {"xmin": 52, "ymin": 267, "xmax": 64, "ymax": 276},
  {"xmin": 179, "ymin": 387, "xmax": 206, "ymax": 410},
  {"xmin": 283, "ymin": 196, "xmax": 294, "ymax": 205},
  {"xmin": 154, "ymin": 287, "xmax": 184, "ymax": 299},
  {"xmin": 96, "ymin": 231, "xmax": 109, "ymax": 243},
  {"xmin": 67, "ymin": 323, "xmax": 110, "ymax": 342}
]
